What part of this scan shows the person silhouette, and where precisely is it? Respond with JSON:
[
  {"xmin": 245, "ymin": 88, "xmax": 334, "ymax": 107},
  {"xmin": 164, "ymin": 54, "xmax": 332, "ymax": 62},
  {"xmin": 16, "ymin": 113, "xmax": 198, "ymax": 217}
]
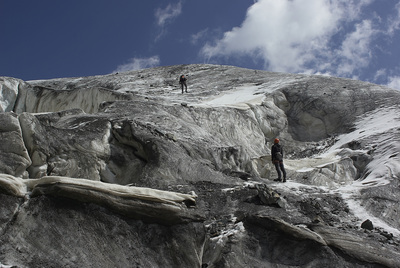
[
  {"xmin": 271, "ymin": 138, "xmax": 287, "ymax": 182},
  {"xmin": 179, "ymin": 75, "xmax": 187, "ymax": 93}
]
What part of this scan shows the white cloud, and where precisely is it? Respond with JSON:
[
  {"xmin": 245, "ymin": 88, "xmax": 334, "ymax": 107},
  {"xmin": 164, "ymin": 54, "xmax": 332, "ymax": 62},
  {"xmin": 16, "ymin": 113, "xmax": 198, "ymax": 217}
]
[
  {"xmin": 200, "ymin": 0, "xmax": 375, "ymax": 77},
  {"xmin": 373, "ymin": 69, "xmax": 400, "ymax": 90},
  {"xmin": 335, "ymin": 20, "xmax": 376, "ymax": 77},
  {"xmin": 374, "ymin": 68, "xmax": 387, "ymax": 81},
  {"xmin": 387, "ymin": 1, "xmax": 400, "ymax": 35},
  {"xmin": 113, "ymin": 56, "xmax": 160, "ymax": 73},
  {"xmin": 191, "ymin": 29, "xmax": 209, "ymax": 45},
  {"xmin": 388, "ymin": 76, "xmax": 400, "ymax": 90},
  {"xmin": 154, "ymin": 1, "xmax": 183, "ymax": 41},
  {"xmin": 155, "ymin": 1, "xmax": 182, "ymax": 27},
  {"xmin": 341, "ymin": 0, "xmax": 374, "ymax": 21},
  {"xmin": 114, "ymin": 3, "xmax": 182, "ymax": 74}
]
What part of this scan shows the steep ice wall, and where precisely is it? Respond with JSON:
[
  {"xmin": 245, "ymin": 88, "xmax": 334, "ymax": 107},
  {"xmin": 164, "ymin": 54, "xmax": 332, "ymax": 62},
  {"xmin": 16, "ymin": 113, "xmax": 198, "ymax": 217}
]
[
  {"xmin": 15, "ymin": 85, "xmax": 134, "ymax": 114},
  {"xmin": 0, "ymin": 77, "xmax": 27, "ymax": 112},
  {"xmin": 0, "ymin": 113, "xmax": 31, "ymax": 178}
]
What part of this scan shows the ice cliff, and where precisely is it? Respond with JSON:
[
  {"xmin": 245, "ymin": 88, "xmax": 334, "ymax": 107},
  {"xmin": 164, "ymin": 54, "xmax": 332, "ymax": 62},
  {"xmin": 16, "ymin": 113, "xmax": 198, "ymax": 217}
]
[{"xmin": 0, "ymin": 64, "xmax": 400, "ymax": 267}]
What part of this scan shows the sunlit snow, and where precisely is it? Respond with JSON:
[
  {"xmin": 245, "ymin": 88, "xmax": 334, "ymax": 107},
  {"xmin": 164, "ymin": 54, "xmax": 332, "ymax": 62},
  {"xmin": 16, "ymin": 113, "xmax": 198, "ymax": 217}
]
[{"xmin": 196, "ymin": 85, "xmax": 266, "ymax": 109}]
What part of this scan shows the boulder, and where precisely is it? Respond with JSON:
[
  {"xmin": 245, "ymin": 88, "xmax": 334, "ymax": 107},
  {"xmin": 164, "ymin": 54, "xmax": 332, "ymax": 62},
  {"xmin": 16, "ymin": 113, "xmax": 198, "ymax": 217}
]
[
  {"xmin": 255, "ymin": 184, "xmax": 287, "ymax": 208},
  {"xmin": 361, "ymin": 219, "xmax": 374, "ymax": 231}
]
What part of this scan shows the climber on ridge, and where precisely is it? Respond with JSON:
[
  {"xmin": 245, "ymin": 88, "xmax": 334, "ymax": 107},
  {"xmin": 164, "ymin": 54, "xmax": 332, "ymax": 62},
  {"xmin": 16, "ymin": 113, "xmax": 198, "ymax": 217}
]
[
  {"xmin": 271, "ymin": 138, "xmax": 287, "ymax": 182},
  {"xmin": 179, "ymin": 74, "xmax": 187, "ymax": 93}
]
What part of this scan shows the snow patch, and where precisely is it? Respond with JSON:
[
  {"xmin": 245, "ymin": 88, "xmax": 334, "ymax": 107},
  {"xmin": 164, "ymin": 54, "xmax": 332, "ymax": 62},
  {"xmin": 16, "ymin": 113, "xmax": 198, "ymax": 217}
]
[{"xmin": 195, "ymin": 85, "xmax": 266, "ymax": 109}]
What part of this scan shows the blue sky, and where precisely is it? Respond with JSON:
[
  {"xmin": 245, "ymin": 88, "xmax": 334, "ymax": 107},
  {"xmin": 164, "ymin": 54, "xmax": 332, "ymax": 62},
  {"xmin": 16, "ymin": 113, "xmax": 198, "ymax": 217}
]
[{"xmin": 1, "ymin": 0, "xmax": 400, "ymax": 90}]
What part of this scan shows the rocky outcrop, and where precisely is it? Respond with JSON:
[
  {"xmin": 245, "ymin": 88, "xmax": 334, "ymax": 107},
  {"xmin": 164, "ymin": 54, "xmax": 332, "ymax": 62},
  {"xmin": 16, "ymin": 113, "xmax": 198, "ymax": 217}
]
[
  {"xmin": 1, "ymin": 64, "xmax": 400, "ymax": 267},
  {"xmin": 0, "ymin": 174, "xmax": 200, "ymax": 225}
]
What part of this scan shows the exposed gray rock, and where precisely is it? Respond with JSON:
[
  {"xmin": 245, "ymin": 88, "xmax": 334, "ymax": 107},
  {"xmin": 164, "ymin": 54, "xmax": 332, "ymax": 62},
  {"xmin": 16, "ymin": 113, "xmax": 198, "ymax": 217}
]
[
  {"xmin": 361, "ymin": 219, "xmax": 374, "ymax": 230},
  {"xmin": 255, "ymin": 184, "xmax": 287, "ymax": 208},
  {"xmin": 1, "ymin": 64, "xmax": 400, "ymax": 267}
]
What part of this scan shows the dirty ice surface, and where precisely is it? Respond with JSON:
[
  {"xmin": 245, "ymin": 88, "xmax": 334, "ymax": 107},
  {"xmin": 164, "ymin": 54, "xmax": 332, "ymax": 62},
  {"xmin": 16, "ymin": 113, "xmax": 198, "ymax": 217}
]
[
  {"xmin": 203, "ymin": 86, "xmax": 400, "ymax": 236},
  {"xmin": 284, "ymin": 107, "xmax": 400, "ymax": 236},
  {"xmin": 28, "ymin": 75, "xmax": 400, "ymax": 236}
]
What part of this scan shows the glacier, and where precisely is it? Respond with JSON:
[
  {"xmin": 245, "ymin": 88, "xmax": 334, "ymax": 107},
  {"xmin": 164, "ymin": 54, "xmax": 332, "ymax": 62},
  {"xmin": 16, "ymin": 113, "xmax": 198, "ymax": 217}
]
[{"xmin": 0, "ymin": 64, "xmax": 400, "ymax": 267}]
